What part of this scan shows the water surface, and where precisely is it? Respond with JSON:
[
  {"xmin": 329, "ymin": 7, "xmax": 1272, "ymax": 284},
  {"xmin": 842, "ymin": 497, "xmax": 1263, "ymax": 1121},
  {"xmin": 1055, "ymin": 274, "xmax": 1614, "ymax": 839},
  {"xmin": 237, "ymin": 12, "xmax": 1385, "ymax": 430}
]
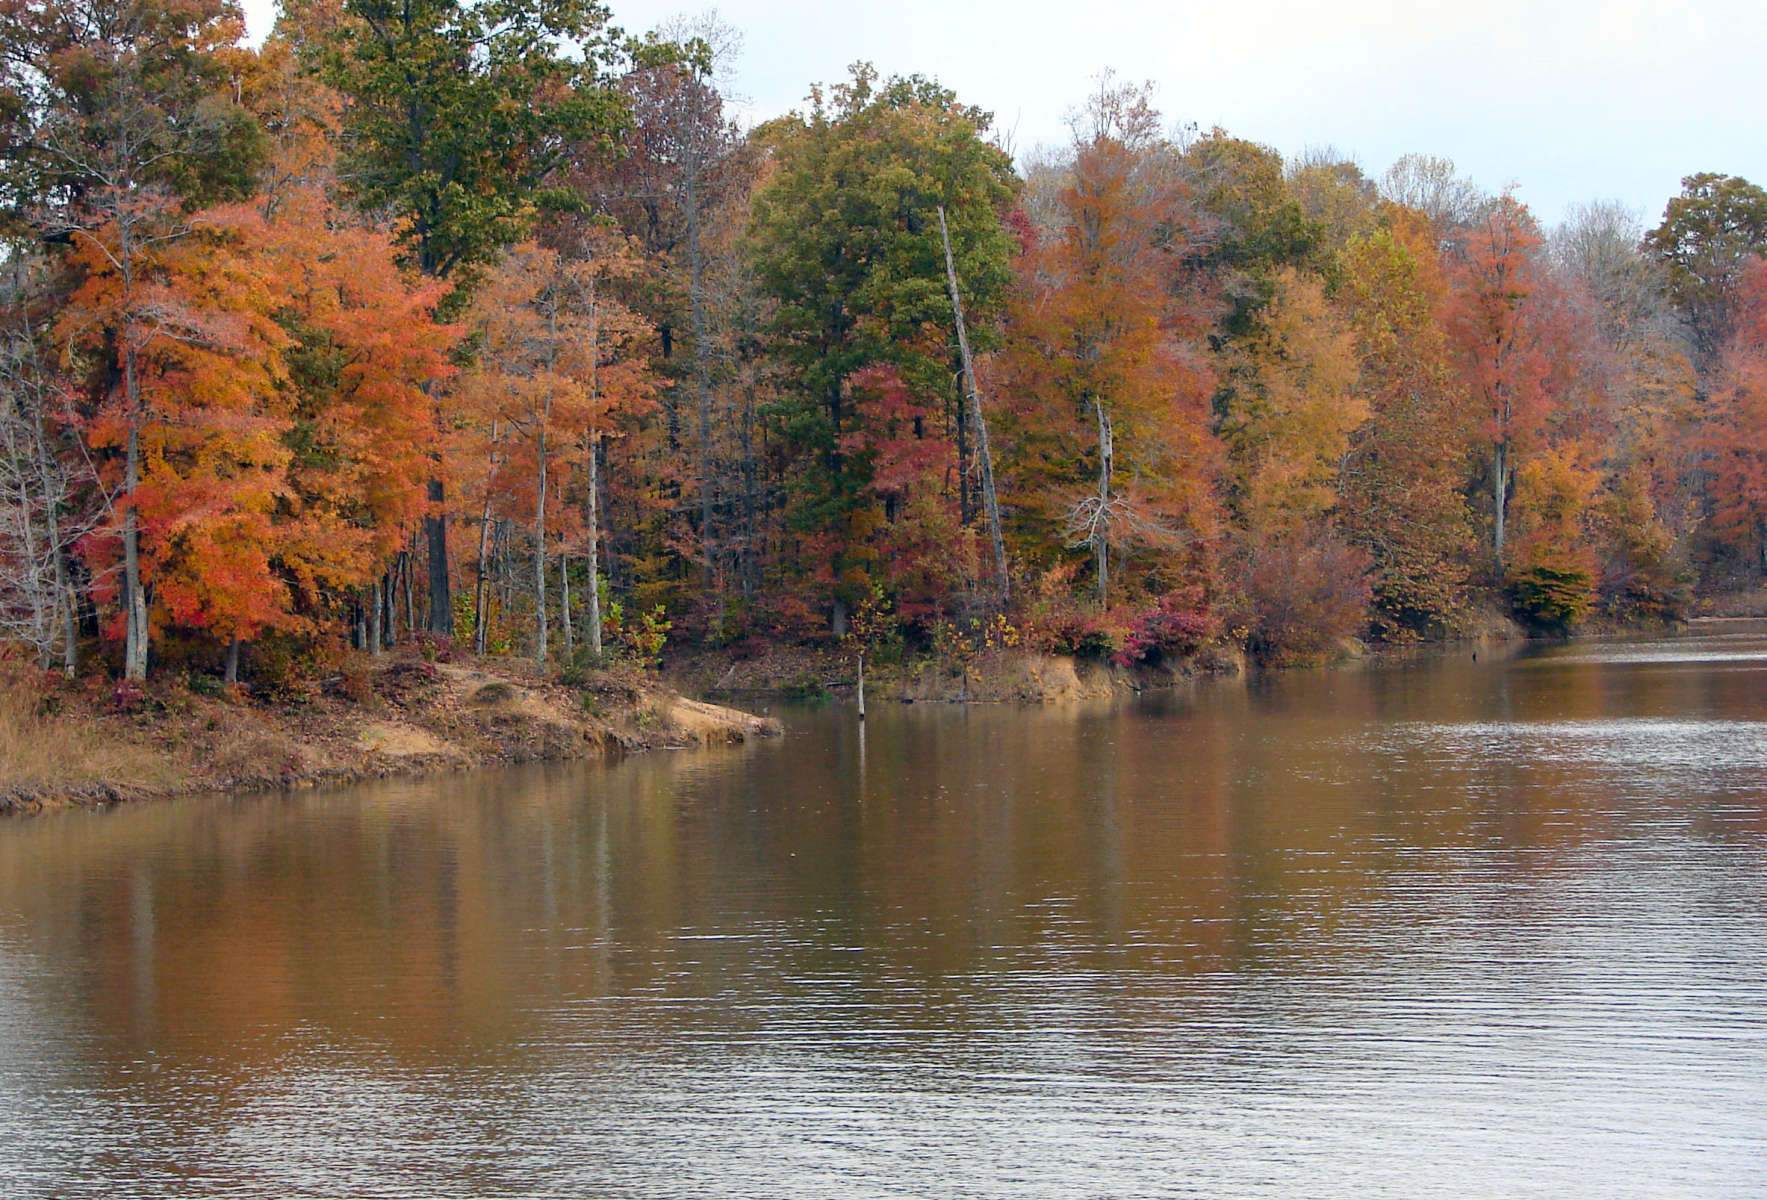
[{"xmin": 2, "ymin": 625, "xmax": 1765, "ymax": 1197}]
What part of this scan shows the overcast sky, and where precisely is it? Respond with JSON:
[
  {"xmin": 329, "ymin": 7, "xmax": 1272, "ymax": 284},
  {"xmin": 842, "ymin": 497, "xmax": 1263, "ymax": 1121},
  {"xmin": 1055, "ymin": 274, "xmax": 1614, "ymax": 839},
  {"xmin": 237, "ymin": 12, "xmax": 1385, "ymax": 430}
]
[{"xmin": 242, "ymin": 0, "xmax": 1766, "ymax": 229}]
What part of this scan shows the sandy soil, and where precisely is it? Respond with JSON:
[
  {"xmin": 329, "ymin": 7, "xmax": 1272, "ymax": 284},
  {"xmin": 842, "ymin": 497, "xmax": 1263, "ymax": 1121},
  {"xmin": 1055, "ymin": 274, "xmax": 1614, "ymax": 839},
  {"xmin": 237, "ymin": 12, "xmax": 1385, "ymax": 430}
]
[{"xmin": 0, "ymin": 652, "xmax": 779, "ymax": 815}]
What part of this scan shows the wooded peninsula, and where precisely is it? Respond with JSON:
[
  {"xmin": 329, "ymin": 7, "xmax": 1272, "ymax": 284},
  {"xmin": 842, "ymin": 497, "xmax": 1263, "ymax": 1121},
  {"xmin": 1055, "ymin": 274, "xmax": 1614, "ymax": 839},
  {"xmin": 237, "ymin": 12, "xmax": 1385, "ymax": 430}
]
[{"xmin": 4, "ymin": 0, "xmax": 1766, "ymax": 804}]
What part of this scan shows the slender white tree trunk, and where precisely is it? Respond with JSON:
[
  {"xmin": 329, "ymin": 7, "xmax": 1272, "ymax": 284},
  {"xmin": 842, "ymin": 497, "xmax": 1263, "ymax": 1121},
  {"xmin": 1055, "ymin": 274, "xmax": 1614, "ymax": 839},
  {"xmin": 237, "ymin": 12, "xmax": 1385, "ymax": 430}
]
[
  {"xmin": 534, "ymin": 398, "xmax": 550, "ymax": 668},
  {"xmin": 560, "ymin": 552, "xmax": 573, "ymax": 661},
  {"xmin": 587, "ymin": 435, "xmax": 603, "ymax": 658},
  {"xmin": 938, "ymin": 206, "xmax": 1009, "ymax": 605},
  {"xmin": 1094, "ymin": 399, "xmax": 1113, "ymax": 605},
  {"xmin": 473, "ymin": 420, "xmax": 500, "ymax": 656},
  {"xmin": 1492, "ymin": 439, "xmax": 1509, "ymax": 572}
]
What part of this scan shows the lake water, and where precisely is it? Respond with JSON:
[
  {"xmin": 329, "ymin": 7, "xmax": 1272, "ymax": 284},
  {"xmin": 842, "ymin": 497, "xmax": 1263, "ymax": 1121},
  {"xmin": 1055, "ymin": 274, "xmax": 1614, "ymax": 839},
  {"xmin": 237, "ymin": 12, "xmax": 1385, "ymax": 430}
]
[{"xmin": 2, "ymin": 625, "xmax": 1766, "ymax": 1198}]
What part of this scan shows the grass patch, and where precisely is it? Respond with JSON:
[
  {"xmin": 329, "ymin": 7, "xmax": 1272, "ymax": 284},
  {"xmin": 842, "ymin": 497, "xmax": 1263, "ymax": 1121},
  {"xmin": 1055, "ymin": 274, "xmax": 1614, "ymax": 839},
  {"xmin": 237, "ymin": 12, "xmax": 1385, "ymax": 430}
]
[
  {"xmin": 468, "ymin": 681, "xmax": 517, "ymax": 706},
  {"xmin": 0, "ymin": 685, "xmax": 184, "ymax": 803}
]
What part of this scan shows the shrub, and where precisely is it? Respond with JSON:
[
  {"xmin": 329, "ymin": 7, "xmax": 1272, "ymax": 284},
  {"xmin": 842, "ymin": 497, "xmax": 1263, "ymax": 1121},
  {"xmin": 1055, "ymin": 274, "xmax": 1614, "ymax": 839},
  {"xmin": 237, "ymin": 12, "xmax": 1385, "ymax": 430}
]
[
  {"xmin": 1115, "ymin": 589, "xmax": 1221, "ymax": 666},
  {"xmin": 559, "ymin": 645, "xmax": 614, "ymax": 687},
  {"xmin": 1241, "ymin": 538, "xmax": 1372, "ymax": 664},
  {"xmin": 783, "ymin": 676, "xmax": 830, "ymax": 702},
  {"xmin": 248, "ymin": 632, "xmax": 344, "ymax": 703},
  {"xmin": 1509, "ymin": 563, "xmax": 1595, "ymax": 633},
  {"xmin": 411, "ymin": 631, "xmax": 455, "ymax": 664},
  {"xmin": 624, "ymin": 605, "xmax": 671, "ymax": 670},
  {"xmin": 1596, "ymin": 476, "xmax": 1691, "ymax": 623},
  {"xmin": 468, "ymin": 681, "xmax": 515, "ymax": 706},
  {"xmin": 108, "ymin": 677, "xmax": 147, "ymax": 713},
  {"xmin": 337, "ymin": 654, "xmax": 376, "ymax": 704}
]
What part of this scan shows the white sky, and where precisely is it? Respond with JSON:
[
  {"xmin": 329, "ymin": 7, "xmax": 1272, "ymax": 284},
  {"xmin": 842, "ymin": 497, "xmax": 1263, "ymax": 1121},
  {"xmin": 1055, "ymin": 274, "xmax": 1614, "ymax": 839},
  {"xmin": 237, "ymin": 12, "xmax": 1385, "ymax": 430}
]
[{"xmin": 241, "ymin": 0, "xmax": 1767, "ymax": 230}]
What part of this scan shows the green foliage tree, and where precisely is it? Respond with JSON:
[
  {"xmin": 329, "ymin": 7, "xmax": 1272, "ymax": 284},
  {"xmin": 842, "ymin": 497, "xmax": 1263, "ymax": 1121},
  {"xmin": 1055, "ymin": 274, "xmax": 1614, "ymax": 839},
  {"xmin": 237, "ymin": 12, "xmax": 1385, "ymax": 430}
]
[
  {"xmin": 1643, "ymin": 172, "xmax": 1767, "ymax": 371},
  {"xmin": 321, "ymin": 0, "xmax": 631, "ymax": 286},
  {"xmin": 1183, "ymin": 130, "xmax": 1321, "ymax": 342},
  {"xmin": 318, "ymin": 0, "xmax": 637, "ymax": 636},
  {"xmin": 749, "ymin": 63, "xmax": 1016, "ymax": 630}
]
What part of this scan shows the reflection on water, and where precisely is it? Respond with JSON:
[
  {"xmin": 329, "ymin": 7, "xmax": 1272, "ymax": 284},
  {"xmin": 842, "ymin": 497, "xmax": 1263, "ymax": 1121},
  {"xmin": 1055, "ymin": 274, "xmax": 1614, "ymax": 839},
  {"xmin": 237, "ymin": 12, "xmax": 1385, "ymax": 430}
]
[{"xmin": 2, "ymin": 625, "xmax": 1766, "ymax": 1197}]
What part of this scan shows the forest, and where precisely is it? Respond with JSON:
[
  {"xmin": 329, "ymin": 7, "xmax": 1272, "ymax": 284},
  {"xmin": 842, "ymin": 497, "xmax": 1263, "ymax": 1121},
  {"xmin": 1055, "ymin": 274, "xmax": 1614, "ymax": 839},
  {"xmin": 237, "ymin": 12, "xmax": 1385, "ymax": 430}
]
[{"xmin": 5, "ymin": 0, "xmax": 1767, "ymax": 689}]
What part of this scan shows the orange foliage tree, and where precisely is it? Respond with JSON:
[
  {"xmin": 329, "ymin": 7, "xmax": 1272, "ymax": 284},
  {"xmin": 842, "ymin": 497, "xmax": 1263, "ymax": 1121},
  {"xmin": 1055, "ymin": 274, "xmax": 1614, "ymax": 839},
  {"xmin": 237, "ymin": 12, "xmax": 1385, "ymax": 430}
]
[
  {"xmin": 454, "ymin": 236, "xmax": 655, "ymax": 662},
  {"xmin": 1444, "ymin": 194, "xmax": 1571, "ymax": 574},
  {"xmin": 997, "ymin": 79, "xmax": 1217, "ymax": 607},
  {"xmin": 1337, "ymin": 214, "xmax": 1476, "ymax": 637}
]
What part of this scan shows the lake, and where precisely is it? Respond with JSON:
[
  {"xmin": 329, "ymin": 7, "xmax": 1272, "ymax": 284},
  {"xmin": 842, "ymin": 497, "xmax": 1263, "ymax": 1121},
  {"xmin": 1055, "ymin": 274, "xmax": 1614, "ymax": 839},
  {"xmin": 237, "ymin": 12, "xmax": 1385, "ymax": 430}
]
[{"xmin": 2, "ymin": 624, "xmax": 1765, "ymax": 1197}]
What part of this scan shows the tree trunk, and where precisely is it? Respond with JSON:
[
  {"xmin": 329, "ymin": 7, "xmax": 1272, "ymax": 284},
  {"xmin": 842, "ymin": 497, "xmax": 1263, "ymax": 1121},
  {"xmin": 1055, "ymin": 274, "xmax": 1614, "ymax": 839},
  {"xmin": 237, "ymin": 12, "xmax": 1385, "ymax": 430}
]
[
  {"xmin": 586, "ymin": 435, "xmax": 603, "ymax": 657},
  {"xmin": 688, "ymin": 166, "xmax": 719, "ymax": 593},
  {"xmin": 856, "ymin": 650, "xmax": 866, "ymax": 721},
  {"xmin": 739, "ymin": 378, "xmax": 759, "ymax": 599},
  {"xmin": 473, "ymin": 420, "xmax": 500, "ymax": 657},
  {"xmin": 1492, "ymin": 440, "xmax": 1509, "ymax": 573},
  {"xmin": 60, "ymin": 571, "xmax": 77, "ymax": 678},
  {"xmin": 121, "ymin": 410, "xmax": 145, "ymax": 685},
  {"xmin": 534, "ymin": 403, "xmax": 549, "ymax": 668},
  {"xmin": 938, "ymin": 206, "xmax": 1010, "ymax": 606},
  {"xmin": 21, "ymin": 340, "xmax": 77, "ymax": 676},
  {"xmin": 111, "ymin": 209, "xmax": 150, "ymax": 682},
  {"xmin": 10, "ymin": 430, "xmax": 50, "ymax": 669},
  {"xmin": 424, "ymin": 481, "xmax": 451, "ymax": 636},
  {"xmin": 381, "ymin": 566, "xmax": 397, "ymax": 647},
  {"xmin": 224, "ymin": 636, "xmax": 240, "ymax": 684},
  {"xmin": 1094, "ymin": 399, "xmax": 1114, "ymax": 605},
  {"xmin": 498, "ymin": 518, "xmax": 512, "ymax": 609},
  {"xmin": 402, "ymin": 545, "xmax": 416, "ymax": 637},
  {"xmin": 561, "ymin": 552, "xmax": 573, "ymax": 661},
  {"xmin": 369, "ymin": 579, "xmax": 383, "ymax": 655}
]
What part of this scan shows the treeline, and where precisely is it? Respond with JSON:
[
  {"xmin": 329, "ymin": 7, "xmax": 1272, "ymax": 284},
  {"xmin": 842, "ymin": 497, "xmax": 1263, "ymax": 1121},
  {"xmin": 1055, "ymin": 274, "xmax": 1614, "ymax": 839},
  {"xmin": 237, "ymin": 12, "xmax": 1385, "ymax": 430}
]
[{"xmin": 4, "ymin": 0, "xmax": 1767, "ymax": 685}]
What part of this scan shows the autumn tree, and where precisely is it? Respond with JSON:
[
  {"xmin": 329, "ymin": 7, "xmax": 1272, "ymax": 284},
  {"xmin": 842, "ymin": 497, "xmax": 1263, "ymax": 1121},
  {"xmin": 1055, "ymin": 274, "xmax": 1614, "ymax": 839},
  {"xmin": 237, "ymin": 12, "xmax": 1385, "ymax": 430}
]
[
  {"xmin": 1444, "ymin": 193, "xmax": 1567, "ymax": 573},
  {"xmin": 749, "ymin": 63, "xmax": 1016, "ymax": 630},
  {"xmin": 1337, "ymin": 217, "xmax": 1475, "ymax": 637},
  {"xmin": 997, "ymin": 78, "xmax": 1217, "ymax": 606},
  {"xmin": 0, "ymin": 0, "xmax": 265, "ymax": 677},
  {"xmin": 1181, "ymin": 129, "xmax": 1319, "ymax": 341},
  {"xmin": 1643, "ymin": 172, "xmax": 1767, "ymax": 372},
  {"xmin": 321, "ymin": 0, "xmax": 636, "ymax": 636},
  {"xmin": 243, "ymin": 19, "xmax": 456, "ymax": 662},
  {"xmin": 1286, "ymin": 149, "xmax": 1380, "ymax": 251},
  {"xmin": 1553, "ymin": 201, "xmax": 1698, "ymax": 614},
  {"xmin": 1704, "ymin": 260, "xmax": 1767, "ymax": 574},
  {"xmin": 454, "ymin": 234, "xmax": 654, "ymax": 660},
  {"xmin": 1217, "ymin": 265, "xmax": 1362, "ymax": 535},
  {"xmin": 56, "ymin": 205, "xmax": 299, "ymax": 666},
  {"xmin": 565, "ymin": 19, "xmax": 751, "ymax": 601}
]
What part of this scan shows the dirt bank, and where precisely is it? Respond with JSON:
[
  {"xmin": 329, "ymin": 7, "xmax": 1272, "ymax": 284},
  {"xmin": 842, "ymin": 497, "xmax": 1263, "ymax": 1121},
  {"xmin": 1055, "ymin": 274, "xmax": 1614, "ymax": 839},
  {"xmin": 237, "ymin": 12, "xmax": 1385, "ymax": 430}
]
[{"xmin": 0, "ymin": 653, "xmax": 779, "ymax": 816}]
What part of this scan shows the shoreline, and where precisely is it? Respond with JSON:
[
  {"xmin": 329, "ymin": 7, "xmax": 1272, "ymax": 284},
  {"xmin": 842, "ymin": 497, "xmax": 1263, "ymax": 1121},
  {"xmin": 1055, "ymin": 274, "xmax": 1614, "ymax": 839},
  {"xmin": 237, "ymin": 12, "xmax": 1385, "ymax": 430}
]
[
  {"xmin": 6, "ymin": 608, "xmax": 1739, "ymax": 818},
  {"xmin": 0, "ymin": 651, "xmax": 780, "ymax": 817}
]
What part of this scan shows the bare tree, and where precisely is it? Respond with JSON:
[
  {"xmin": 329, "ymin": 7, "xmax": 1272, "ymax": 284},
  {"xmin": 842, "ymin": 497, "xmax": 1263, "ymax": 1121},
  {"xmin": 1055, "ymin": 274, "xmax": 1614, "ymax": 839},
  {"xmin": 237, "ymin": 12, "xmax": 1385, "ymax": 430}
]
[
  {"xmin": 1380, "ymin": 153, "xmax": 1485, "ymax": 231},
  {"xmin": 0, "ymin": 262, "xmax": 96, "ymax": 673}
]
